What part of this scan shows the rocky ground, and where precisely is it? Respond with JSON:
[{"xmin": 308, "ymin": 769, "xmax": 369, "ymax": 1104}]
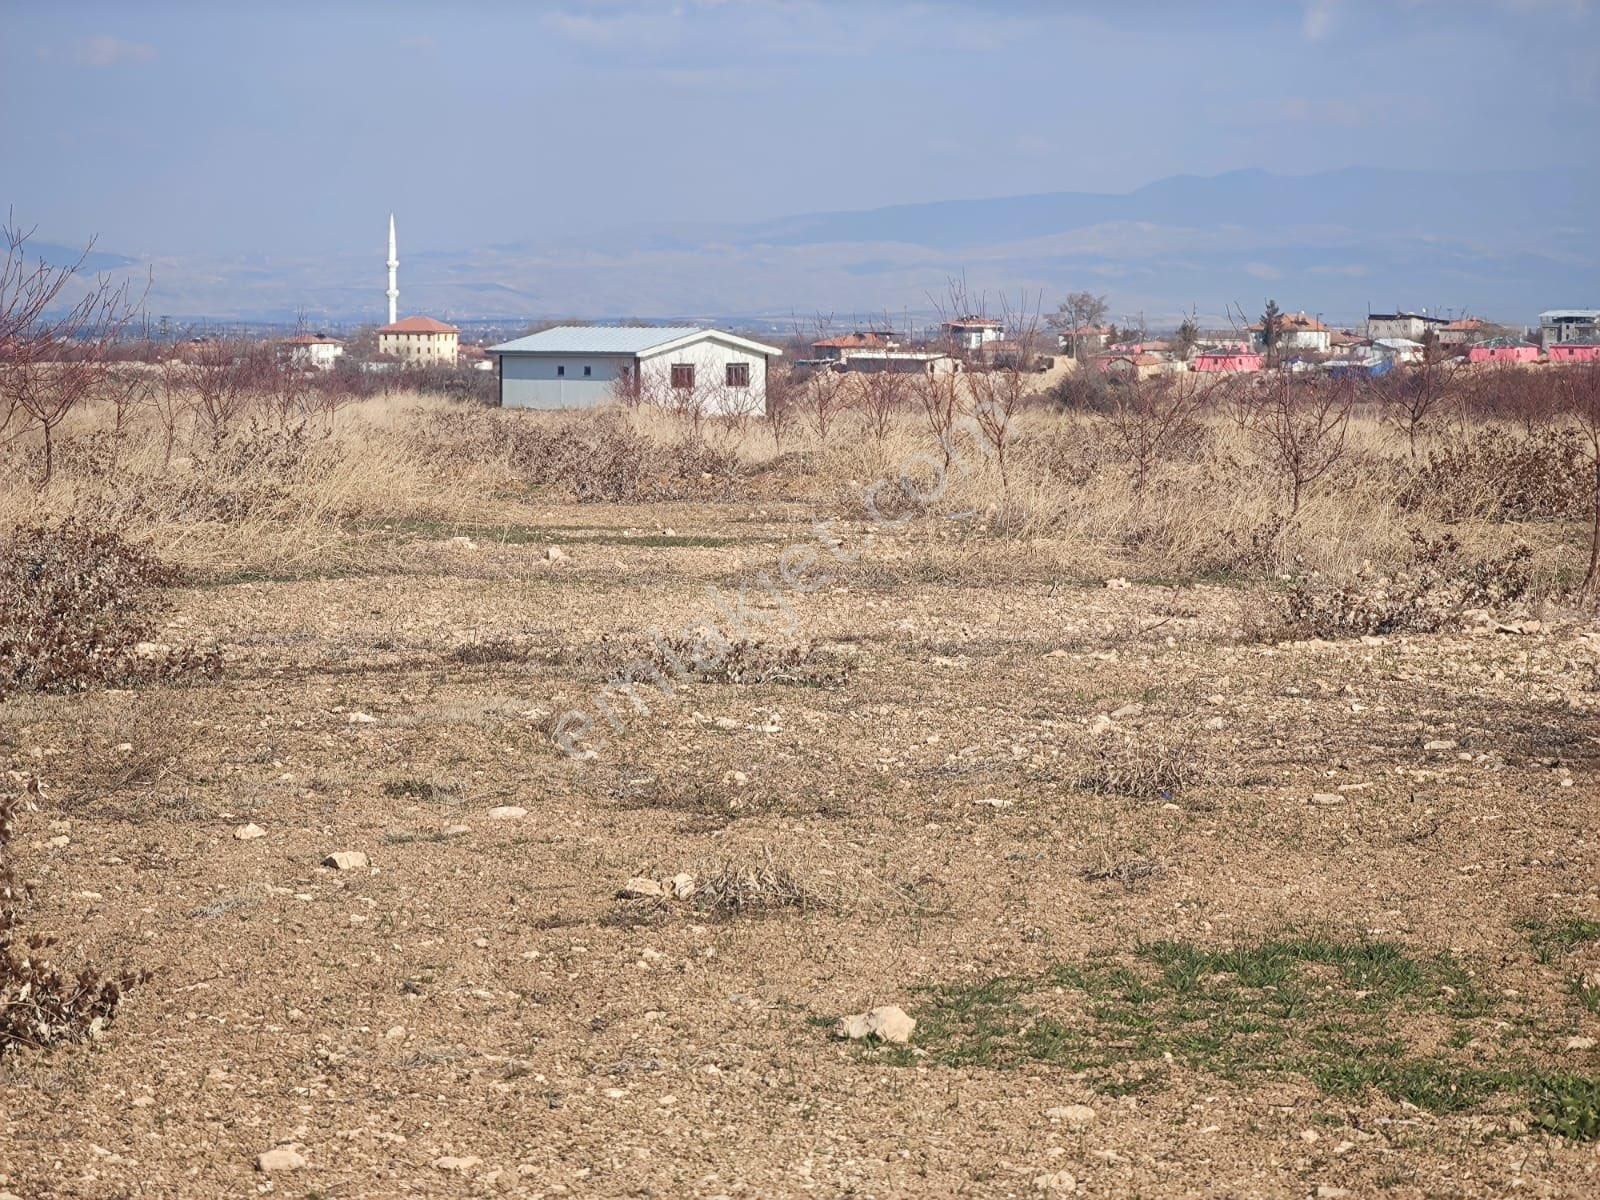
[{"xmin": 2, "ymin": 497, "xmax": 1599, "ymax": 1198}]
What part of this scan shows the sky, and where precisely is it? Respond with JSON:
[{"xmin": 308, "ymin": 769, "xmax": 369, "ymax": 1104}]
[{"xmin": 2, "ymin": 0, "xmax": 1596, "ymax": 262}]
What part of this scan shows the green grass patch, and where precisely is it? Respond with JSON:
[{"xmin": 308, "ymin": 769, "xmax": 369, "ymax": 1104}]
[
  {"xmin": 870, "ymin": 934, "xmax": 1598, "ymax": 1138},
  {"xmin": 1518, "ymin": 916, "xmax": 1600, "ymax": 964}
]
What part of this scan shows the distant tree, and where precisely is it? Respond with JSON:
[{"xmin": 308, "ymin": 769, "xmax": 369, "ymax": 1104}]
[
  {"xmin": 1242, "ymin": 372, "xmax": 1354, "ymax": 515},
  {"xmin": 1259, "ymin": 299, "xmax": 1283, "ymax": 366},
  {"xmin": 1047, "ymin": 291, "xmax": 1110, "ymax": 359},
  {"xmin": 1107, "ymin": 372, "xmax": 1215, "ymax": 490},
  {"xmin": 1173, "ymin": 313, "xmax": 1200, "ymax": 360}
]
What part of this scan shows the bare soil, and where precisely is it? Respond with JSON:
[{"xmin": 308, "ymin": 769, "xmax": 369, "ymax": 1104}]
[{"xmin": 3, "ymin": 496, "xmax": 1599, "ymax": 1198}]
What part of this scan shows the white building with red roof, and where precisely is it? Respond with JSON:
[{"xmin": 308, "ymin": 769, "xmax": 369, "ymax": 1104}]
[{"xmin": 378, "ymin": 315, "xmax": 460, "ymax": 367}]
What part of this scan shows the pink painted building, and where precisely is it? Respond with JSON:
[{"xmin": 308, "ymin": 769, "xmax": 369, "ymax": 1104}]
[
  {"xmin": 1466, "ymin": 339, "xmax": 1540, "ymax": 365},
  {"xmin": 1193, "ymin": 347, "xmax": 1264, "ymax": 373},
  {"xmin": 1548, "ymin": 341, "xmax": 1600, "ymax": 364}
]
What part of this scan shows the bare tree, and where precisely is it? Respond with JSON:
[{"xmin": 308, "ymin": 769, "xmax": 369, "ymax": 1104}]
[
  {"xmin": 180, "ymin": 339, "xmax": 257, "ymax": 443},
  {"xmin": 1106, "ymin": 372, "xmax": 1215, "ymax": 490},
  {"xmin": 764, "ymin": 359, "xmax": 799, "ymax": 453},
  {"xmin": 912, "ymin": 358, "xmax": 966, "ymax": 471},
  {"xmin": 1560, "ymin": 360, "xmax": 1600, "ymax": 596},
  {"xmin": 1242, "ymin": 372, "xmax": 1355, "ymax": 515},
  {"xmin": 0, "ymin": 217, "xmax": 144, "ymax": 484},
  {"xmin": 856, "ymin": 362, "xmax": 906, "ymax": 448},
  {"xmin": 1378, "ymin": 354, "xmax": 1459, "ymax": 457},
  {"xmin": 1046, "ymin": 291, "xmax": 1110, "ymax": 360},
  {"xmin": 965, "ymin": 292, "xmax": 1045, "ymax": 494}
]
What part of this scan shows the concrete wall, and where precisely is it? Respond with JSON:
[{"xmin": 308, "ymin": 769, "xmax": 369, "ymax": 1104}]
[
  {"xmin": 499, "ymin": 353, "xmax": 630, "ymax": 409},
  {"xmin": 637, "ymin": 336, "xmax": 769, "ymax": 416},
  {"xmin": 378, "ymin": 331, "xmax": 458, "ymax": 366}
]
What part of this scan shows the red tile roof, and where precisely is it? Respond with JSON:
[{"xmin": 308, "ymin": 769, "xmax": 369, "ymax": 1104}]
[{"xmin": 380, "ymin": 316, "xmax": 459, "ymax": 334}]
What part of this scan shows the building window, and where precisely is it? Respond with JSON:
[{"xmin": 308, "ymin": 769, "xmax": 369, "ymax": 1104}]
[
  {"xmin": 670, "ymin": 363, "xmax": 694, "ymax": 390},
  {"xmin": 725, "ymin": 362, "xmax": 750, "ymax": 387},
  {"xmin": 583, "ymin": 365, "xmax": 592, "ymax": 377},
  {"xmin": 557, "ymin": 365, "xmax": 565, "ymax": 377}
]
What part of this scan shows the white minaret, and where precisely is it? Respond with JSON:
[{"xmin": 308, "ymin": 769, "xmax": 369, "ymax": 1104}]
[{"xmin": 385, "ymin": 213, "xmax": 399, "ymax": 325}]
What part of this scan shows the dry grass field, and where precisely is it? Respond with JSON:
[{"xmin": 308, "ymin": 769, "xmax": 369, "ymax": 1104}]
[{"xmin": 2, "ymin": 383, "xmax": 1599, "ymax": 1198}]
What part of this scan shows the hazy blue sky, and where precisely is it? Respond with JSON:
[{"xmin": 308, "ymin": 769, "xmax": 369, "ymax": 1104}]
[{"xmin": 3, "ymin": 0, "xmax": 1596, "ymax": 259}]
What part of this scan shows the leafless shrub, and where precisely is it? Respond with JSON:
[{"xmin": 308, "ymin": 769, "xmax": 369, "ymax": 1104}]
[
  {"xmin": 1073, "ymin": 731, "xmax": 1204, "ymax": 800},
  {"xmin": 687, "ymin": 848, "xmax": 833, "ymax": 918},
  {"xmin": 1280, "ymin": 530, "xmax": 1534, "ymax": 638},
  {"xmin": 1240, "ymin": 373, "xmax": 1355, "ymax": 515},
  {"xmin": 1397, "ymin": 426, "xmax": 1587, "ymax": 522},
  {"xmin": 0, "ymin": 521, "xmax": 218, "ymax": 698},
  {"xmin": 1105, "ymin": 373, "xmax": 1215, "ymax": 489},
  {"xmin": 2, "ymin": 774, "xmax": 143, "ymax": 1057},
  {"xmin": 603, "ymin": 634, "xmax": 850, "ymax": 688}
]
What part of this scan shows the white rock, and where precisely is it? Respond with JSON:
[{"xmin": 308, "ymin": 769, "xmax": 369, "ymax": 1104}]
[
  {"xmin": 134, "ymin": 641, "xmax": 171, "ymax": 659},
  {"xmin": 1310, "ymin": 793, "xmax": 1344, "ymax": 807},
  {"xmin": 666, "ymin": 873, "xmax": 696, "ymax": 900},
  {"xmin": 617, "ymin": 877, "xmax": 664, "ymax": 900},
  {"xmin": 1566, "ymin": 1035, "xmax": 1597, "ymax": 1050},
  {"xmin": 448, "ymin": 535, "xmax": 477, "ymax": 549},
  {"xmin": 347, "ymin": 711, "xmax": 379, "ymax": 725},
  {"xmin": 384, "ymin": 1025, "xmax": 407, "ymax": 1041},
  {"xmin": 1104, "ymin": 577, "xmax": 1130, "ymax": 590},
  {"xmin": 545, "ymin": 546, "xmax": 567, "ymax": 562},
  {"xmin": 234, "ymin": 823, "xmax": 266, "ymax": 841},
  {"xmin": 1423, "ymin": 739, "xmax": 1457, "ymax": 751},
  {"xmin": 433, "ymin": 1155, "xmax": 482, "ymax": 1172},
  {"xmin": 1045, "ymin": 1103, "xmax": 1096, "ymax": 1125},
  {"xmin": 323, "ymin": 850, "xmax": 370, "ymax": 871},
  {"xmin": 486, "ymin": 805, "xmax": 527, "ymax": 821},
  {"xmin": 256, "ymin": 1146, "xmax": 307, "ymax": 1172},
  {"xmin": 835, "ymin": 1005, "xmax": 915, "ymax": 1045},
  {"xmin": 442, "ymin": 824, "xmax": 471, "ymax": 838}
]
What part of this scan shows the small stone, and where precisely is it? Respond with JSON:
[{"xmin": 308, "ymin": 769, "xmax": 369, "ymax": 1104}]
[
  {"xmin": 448, "ymin": 535, "xmax": 477, "ymax": 549},
  {"xmin": 1104, "ymin": 577, "xmax": 1130, "ymax": 590},
  {"xmin": 442, "ymin": 824, "xmax": 471, "ymax": 838},
  {"xmin": 323, "ymin": 850, "xmax": 370, "ymax": 871},
  {"xmin": 1566, "ymin": 1036, "xmax": 1596, "ymax": 1050},
  {"xmin": 1316, "ymin": 1189, "xmax": 1350, "ymax": 1199},
  {"xmin": 545, "ymin": 546, "xmax": 567, "ymax": 562},
  {"xmin": 384, "ymin": 1025, "xmax": 407, "ymax": 1040},
  {"xmin": 617, "ymin": 877, "xmax": 664, "ymax": 900},
  {"xmin": 48, "ymin": 835, "xmax": 70, "ymax": 848},
  {"xmin": 256, "ymin": 1146, "xmax": 307, "ymax": 1172},
  {"xmin": 662, "ymin": 527, "xmax": 677, "ymax": 537},
  {"xmin": 134, "ymin": 641, "xmax": 171, "ymax": 659},
  {"xmin": 1034, "ymin": 1170, "xmax": 1077, "ymax": 1191},
  {"xmin": 1045, "ymin": 1103, "xmax": 1096, "ymax": 1125},
  {"xmin": 433, "ymin": 1155, "xmax": 482, "ymax": 1172},
  {"xmin": 347, "ymin": 711, "xmax": 378, "ymax": 725},
  {"xmin": 234, "ymin": 823, "xmax": 266, "ymax": 841},
  {"xmin": 486, "ymin": 805, "xmax": 527, "ymax": 820},
  {"xmin": 834, "ymin": 1005, "xmax": 915, "ymax": 1045},
  {"xmin": 666, "ymin": 873, "xmax": 696, "ymax": 900},
  {"xmin": 130, "ymin": 1095, "xmax": 155, "ymax": 1108},
  {"xmin": 1310, "ymin": 793, "xmax": 1344, "ymax": 806},
  {"xmin": 1423, "ymin": 739, "xmax": 1457, "ymax": 751}
]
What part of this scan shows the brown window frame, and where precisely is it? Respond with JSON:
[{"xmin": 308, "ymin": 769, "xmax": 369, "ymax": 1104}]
[
  {"xmin": 670, "ymin": 363, "xmax": 695, "ymax": 390},
  {"xmin": 725, "ymin": 362, "xmax": 750, "ymax": 388}
]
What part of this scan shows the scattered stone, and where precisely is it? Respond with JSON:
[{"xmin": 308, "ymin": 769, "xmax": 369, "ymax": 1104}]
[
  {"xmin": 347, "ymin": 711, "xmax": 379, "ymax": 725},
  {"xmin": 486, "ymin": 805, "xmax": 527, "ymax": 821},
  {"xmin": 834, "ymin": 1005, "xmax": 916, "ymax": 1045},
  {"xmin": 1566, "ymin": 1035, "xmax": 1597, "ymax": 1051},
  {"xmin": 617, "ymin": 877, "xmax": 664, "ymax": 900},
  {"xmin": 323, "ymin": 850, "xmax": 370, "ymax": 871},
  {"xmin": 1045, "ymin": 1103, "xmax": 1096, "ymax": 1125},
  {"xmin": 1034, "ymin": 1170, "xmax": 1077, "ymax": 1191},
  {"xmin": 256, "ymin": 1146, "xmax": 307, "ymax": 1172},
  {"xmin": 433, "ymin": 1155, "xmax": 482, "ymax": 1172},
  {"xmin": 1310, "ymin": 793, "xmax": 1344, "ymax": 807},
  {"xmin": 1423, "ymin": 739, "xmax": 1457, "ymax": 751},
  {"xmin": 234, "ymin": 823, "xmax": 266, "ymax": 841}
]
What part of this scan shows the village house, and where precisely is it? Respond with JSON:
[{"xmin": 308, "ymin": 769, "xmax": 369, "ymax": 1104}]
[
  {"xmin": 1540, "ymin": 309, "xmax": 1600, "ymax": 345},
  {"xmin": 811, "ymin": 332, "xmax": 899, "ymax": 364},
  {"xmin": 1437, "ymin": 317, "xmax": 1494, "ymax": 348},
  {"xmin": 1192, "ymin": 345, "xmax": 1264, "ymax": 373},
  {"xmin": 488, "ymin": 325, "xmax": 783, "ymax": 412},
  {"xmin": 940, "ymin": 316, "xmax": 1005, "ymax": 351},
  {"xmin": 1251, "ymin": 312, "xmax": 1332, "ymax": 354},
  {"xmin": 1372, "ymin": 337, "xmax": 1426, "ymax": 365},
  {"xmin": 1056, "ymin": 325, "xmax": 1110, "ymax": 357},
  {"xmin": 1467, "ymin": 337, "xmax": 1541, "ymax": 365},
  {"xmin": 281, "ymin": 332, "xmax": 344, "ymax": 370},
  {"xmin": 378, "ymin": 316, "xmax": 460, "ymax": 367},
  {"xmin": 837, "ymin": 349, "xmax": 962, "ymax": 377},
  {"xmin": 1094, "ymin": 352, "xmax": 1178, "ymax": 381},
  {"xmin": 1365, "ymin": 311, "xmax": 1449, "ymax": 342},
  {"xmin": 1548, "ymin": 339, "xmax": 1600, "ymax": 364}
]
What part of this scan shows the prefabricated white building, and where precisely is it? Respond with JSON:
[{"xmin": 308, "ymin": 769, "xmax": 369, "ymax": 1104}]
[{"xmin": 487, "ymin": 326, "xmax": 783, "ymax": 413}]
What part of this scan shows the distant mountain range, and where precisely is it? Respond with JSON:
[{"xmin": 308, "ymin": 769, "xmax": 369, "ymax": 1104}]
[{"xmin": 43, "ymin": 166, "xmax": 1598, "ymax": 330}]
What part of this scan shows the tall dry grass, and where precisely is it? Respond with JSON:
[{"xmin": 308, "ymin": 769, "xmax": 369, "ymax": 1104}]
[{"xmin": 0, "ymin": 379, "xmax": 1588, "ymax": 593}]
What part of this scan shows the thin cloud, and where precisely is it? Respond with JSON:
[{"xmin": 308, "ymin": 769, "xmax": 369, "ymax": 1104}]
[
  {"xmin": 1302, "ymin": 0, "xmax": 1339, "ymax": 40},
  {"xmin": 74, "ymin": 35, "xmax": 155, "ymax": 68}
]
